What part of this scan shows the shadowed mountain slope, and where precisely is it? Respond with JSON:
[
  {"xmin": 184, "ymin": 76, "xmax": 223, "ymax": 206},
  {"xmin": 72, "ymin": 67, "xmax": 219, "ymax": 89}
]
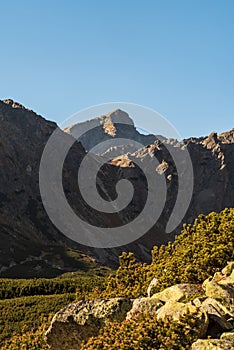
[{"xmin": 0, "ymin": 99, "xmax": 233, "ymax": 277}]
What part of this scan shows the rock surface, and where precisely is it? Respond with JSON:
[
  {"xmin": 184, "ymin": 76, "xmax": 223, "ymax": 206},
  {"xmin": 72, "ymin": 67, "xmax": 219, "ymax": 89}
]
[
  {"xmin": 126, "ymin": 296, "xmax": 163, "ymax": 320},
  {"xmin": 45, "ymin": 298, "xmax": 132, "ymax": 350},
  {"xmin": 191, "ymin": 339, "xmax": 234, "ymax": 349},
  {"xmin": 156, "ymin": 301, "xmax": 209, "ymax": 338},
  {"xmin": 203, "ymin": 264, "xmax": 234, "ymax": 308},
  {"xmin": 151, "ymin": 283, "xmax": 202, "ymax": 302}
]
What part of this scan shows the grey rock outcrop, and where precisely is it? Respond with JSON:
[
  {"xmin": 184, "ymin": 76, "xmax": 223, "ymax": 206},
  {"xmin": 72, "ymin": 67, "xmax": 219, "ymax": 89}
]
[
  {"xmin": 191, "ymin": 339, "xmax": 234, "ymax": 349},
  {"xmin": 45, "ymin": 298, "xmax": 132, "ymax": 350}
]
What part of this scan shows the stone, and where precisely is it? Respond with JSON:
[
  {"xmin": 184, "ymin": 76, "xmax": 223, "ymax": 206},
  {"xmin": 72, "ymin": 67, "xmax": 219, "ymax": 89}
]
[
  {"xmin": 45, "ymin": 298, "xmax": 132, "ymax": 350},
  {"xmin": 126, "ymin": 297, "xmax": 163, "ymax": 319},
  {"xmin": 193, "ymin": 297, "xmax": 207, "ymax": 307},
  {"xmin": 152, "ymin": 283, "xmax": 202, "ymax": 303},
  {"xmin": 203, "ymin": 280, "xmax": 234, "ymax": 304},
  {"xmin": 201, "ymin": 298, "xmax": 234, "ymax": 319},
  {"xmin": 191, "ymin": 339, "xmax": 234, "ymax": 349},
  {"xmin": 156, "ymin": 301, "xmax": 209, "ymax": 338},
  {"xmin": 200, "ymin": 298, "xmax": 233, "ymax": 337}
]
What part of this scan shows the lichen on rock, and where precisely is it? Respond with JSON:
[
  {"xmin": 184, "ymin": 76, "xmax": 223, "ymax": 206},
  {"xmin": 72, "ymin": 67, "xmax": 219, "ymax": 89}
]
[{"xmin": 45, "ymin": 298, "xmax": 132, "ymax": 350}]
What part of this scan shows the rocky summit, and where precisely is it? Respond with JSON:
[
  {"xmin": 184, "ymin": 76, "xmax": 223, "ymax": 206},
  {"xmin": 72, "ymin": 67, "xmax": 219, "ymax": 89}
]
[{"xmin": 0, "ymin": 99, "xmax": 234, "ymax": 277}]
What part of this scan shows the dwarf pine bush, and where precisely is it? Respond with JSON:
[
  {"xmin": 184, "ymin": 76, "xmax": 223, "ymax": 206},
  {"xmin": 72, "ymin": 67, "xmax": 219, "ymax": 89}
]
[
  {"xmin": 81, "ymin": 312, "xmax": 201, "ymax": 350},
  {"xmin": 105, "ymin": 208, "xmax": 234, "ymax": 297}
]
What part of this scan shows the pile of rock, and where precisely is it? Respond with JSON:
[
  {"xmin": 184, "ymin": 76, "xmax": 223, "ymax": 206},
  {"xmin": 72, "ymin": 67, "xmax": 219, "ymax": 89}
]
[{"xmin": 45, "ymin": 262, "xmax": 234, "ymax": 349}]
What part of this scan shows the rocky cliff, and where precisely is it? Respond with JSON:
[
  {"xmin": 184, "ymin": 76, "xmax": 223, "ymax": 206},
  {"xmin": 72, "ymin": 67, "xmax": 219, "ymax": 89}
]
[
  {"xmin": 0, "ymin": 100, "xmax": 97, "ymax": 277},
  {"xmin": 0, "ymin": 99, "xmax": 234, "ymax": 277}
]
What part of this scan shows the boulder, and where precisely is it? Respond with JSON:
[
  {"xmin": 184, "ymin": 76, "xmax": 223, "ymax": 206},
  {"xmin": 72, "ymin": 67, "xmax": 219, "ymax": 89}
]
[
  {"xmin": 156, "ymin": 301, "xmax": 209, "ymax": 338},
  {"xmin": 191, "ymin": 339, "xmax": 234, "ymax": 349},
  {"xmin": 200, "ymin": 298, "xmax": 233, "ymax": 337},
  {"xmin": 151, "ymin": 283, "xmax": 202, "ymax": 302},
  {"xmin": 190, "ymin": 297, "xmax": 233, "ymax": 338},
  {"xmin": 203, "ymin": 280, "xmax": 234, "ymax": 305},
  {"xmin": 45, "ymin": 298, "xmax": 132, "ymax": 350},
  {"xmin": 201, "ymin": 297, "xmax": 234, "ymax": 319},
  {"xmin": 126, "ymin": 297, "xmax": 163, "ymax": 320},
  {"xmin": 202, "ymin": 262, "xmax": 234, "ymax": 306}
]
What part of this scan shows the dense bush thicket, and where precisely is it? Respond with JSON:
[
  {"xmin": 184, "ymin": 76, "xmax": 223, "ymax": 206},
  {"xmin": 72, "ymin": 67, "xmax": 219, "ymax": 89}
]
[
  {"xmin": 1, "ymin": 321, "xmax": 50, "ymax": 350},
  {"xmin": 0, "ymin": 276, "xmax": 105, "ymax": 299},
  {"xmin": 81, "ymin": 312, "xmax": 201, "ymax": 350},
  {"xmin": 105, "ymin": 208, "xmax": 234, "ymax": 298},
  {"xmin": 0, "ymin": 293, "xmax": 75, "ymax": 345}
]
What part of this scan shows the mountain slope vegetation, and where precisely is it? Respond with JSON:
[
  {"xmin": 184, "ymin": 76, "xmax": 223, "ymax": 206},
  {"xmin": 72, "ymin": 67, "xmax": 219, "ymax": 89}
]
[{"xmin": 1, "ymin": 208, "xmax": 233, "ymax": 349}]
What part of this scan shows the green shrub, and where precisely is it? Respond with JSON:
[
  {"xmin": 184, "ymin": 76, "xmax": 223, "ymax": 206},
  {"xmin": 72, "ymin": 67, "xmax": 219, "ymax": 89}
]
[
  {"xmin": 81, "ymin": 312, "xmax": 201, "ymax": 350},
  {"xmin": 105, "ymin": 208, "xmax": 234, "ymax": 297},
  {"xmin": 1, "ymin": 321, "xmax": 50, "ymax": 350},
  {"xmin": 149, "ymin": 208, "xmax": 234, "ymax": 291},
  {"xmin": 104, "ymin": 252, "xmax": 150, "ymax": 298}
]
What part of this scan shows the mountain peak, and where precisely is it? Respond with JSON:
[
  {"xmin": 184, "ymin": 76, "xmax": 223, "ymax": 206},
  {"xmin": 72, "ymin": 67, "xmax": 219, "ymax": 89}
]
[{"xmin": 104, "ymin": 109, "xmax": 134, "ymax": 125}]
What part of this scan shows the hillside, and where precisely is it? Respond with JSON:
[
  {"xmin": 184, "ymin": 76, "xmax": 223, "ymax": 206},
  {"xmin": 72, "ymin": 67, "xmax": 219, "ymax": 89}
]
[
  {"xmin": 1, "ymin": 208, "xmax": 233, "ymax": 349},
  {"xmin": 0, "ymin": 99, "xmax": 234, "ymax": 277}
]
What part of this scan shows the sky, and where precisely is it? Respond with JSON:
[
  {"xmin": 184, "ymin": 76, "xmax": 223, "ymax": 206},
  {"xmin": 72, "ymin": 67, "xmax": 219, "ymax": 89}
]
[{"xmin": 0, "ymin": 0, "xmax": 233, "ymax": 138}]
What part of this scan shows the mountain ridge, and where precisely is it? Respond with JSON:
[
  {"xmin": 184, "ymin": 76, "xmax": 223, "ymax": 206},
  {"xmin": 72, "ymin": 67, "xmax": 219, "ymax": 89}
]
[{"xmin": 0, "ymin": 99, "xmax": 234, "ymax": 277}]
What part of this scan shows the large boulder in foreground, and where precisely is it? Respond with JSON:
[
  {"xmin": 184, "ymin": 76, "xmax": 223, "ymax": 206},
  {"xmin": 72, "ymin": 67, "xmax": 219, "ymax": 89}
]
[{"xmin": 45, "ymin": 298, "xmax": 132, "ymax": 350}]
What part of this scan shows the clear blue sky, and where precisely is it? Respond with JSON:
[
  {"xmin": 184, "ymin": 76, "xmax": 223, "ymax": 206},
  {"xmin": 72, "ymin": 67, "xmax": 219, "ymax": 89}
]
[{"xmin": 0, "ymin": 0, "xmax": 233, "ymax": 138}]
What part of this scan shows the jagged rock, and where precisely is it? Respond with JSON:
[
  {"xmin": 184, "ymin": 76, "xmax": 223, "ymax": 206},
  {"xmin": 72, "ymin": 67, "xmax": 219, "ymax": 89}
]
[
  {"xmin": 191, "ymin": 339, "xmax": 234, "ymax": 349},
  {"xmin": 156, "ymin": 160, "xmax": 169, "ymax": 174},
  {"xmin": 203, "ymin": 276, "xmax": 234, "ymax": 305},
  {"xmin": 201, "ymin": 298, "xmax": 234, "ymax": 319},
  {"xmin": 126, "ymin": 296, "xmax": 163, "ymax": 320},
  {"xmin": 151, "ymin": 283, "xmax": 202, "ymax": 303},
  {"xmin": 156, "ymin": 301, "xmax": 209, "ymax": 338},
  {"xmin": 45, "ymin": 298, "xmax": 132, "ymax": 350},
  {"xmin": 200, "ymin": 299, "xmax": 233, "ymax": 337},
  {"xmin": 111, "ymin": 154, "xmax": 134, "ymax": 167}
]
